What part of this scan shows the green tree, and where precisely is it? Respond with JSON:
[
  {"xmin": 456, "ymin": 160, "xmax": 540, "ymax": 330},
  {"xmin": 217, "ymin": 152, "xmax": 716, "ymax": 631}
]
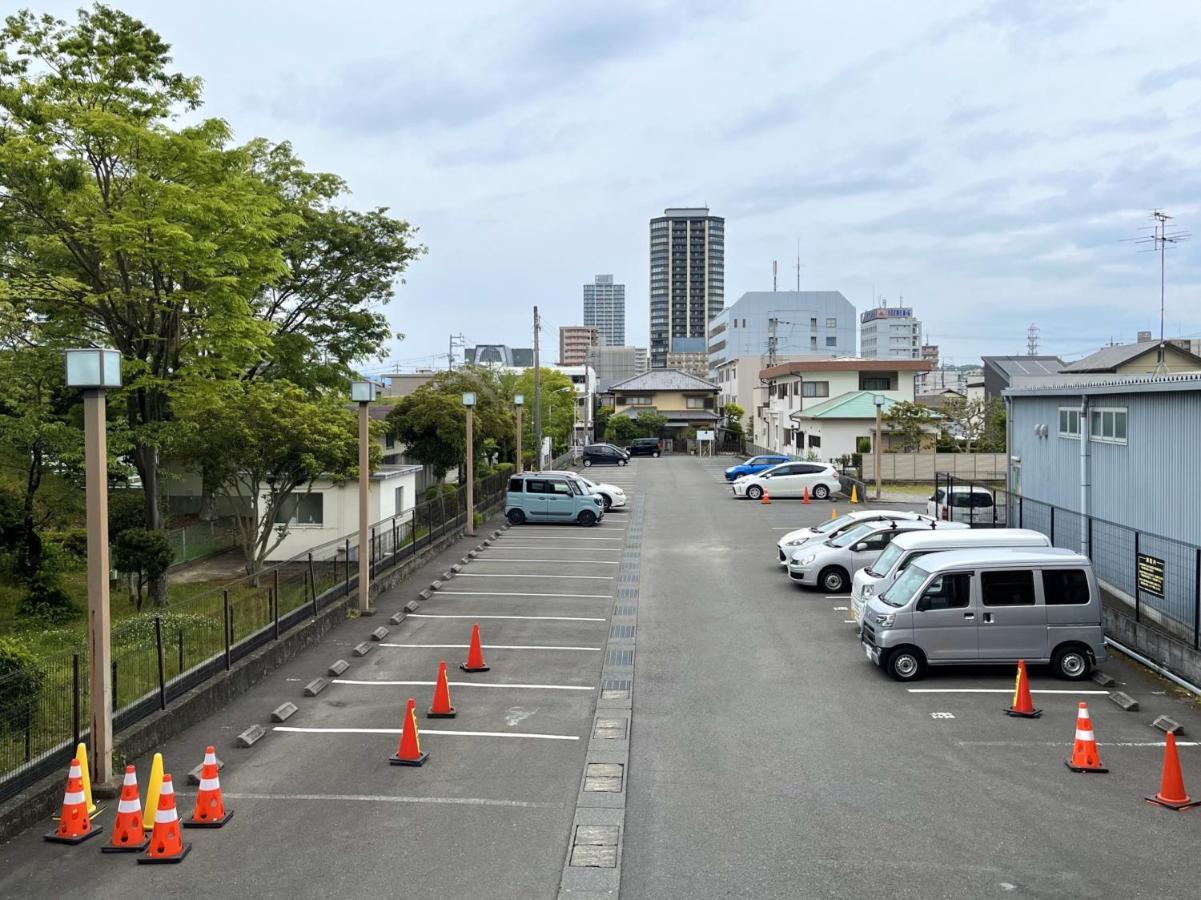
[
  {"xmin": 604, "ymin": 414, "xmax": 640, "ymax": 444},
  {"xmin": 978, "ymin": 398, "xmax": 1007, "ymax": 452},
  {"xmin": 593, "ymin": 406, "xmax": 614, "ymax": 443},
  {"xmin": 177, "ymin": 380, "xmax": 365, "ymax": 575},
  {"xmin": 939, "ymin": 396, "xmax": 988, "ymax": 453},
  {"xmin": 111, "ymin": 527, "xmax": 173, "ymax": 610},
  {"xmin": 0, "ymin": 637, "xmax": 44, "ymax": 737},
  {"xmin": 511, "ymin": 368, "xmax": 577, "ymax": 456},
  {"xmin": 635, "ymin": 410, "xmax": 667, "ymax": 438},
  {"xmin": 883, "ymin": 401, "xmax": 934, "ymax": 453},
  {"xmin": 723, "ymin": 402, "xmax": 746, "ymax": 451}
]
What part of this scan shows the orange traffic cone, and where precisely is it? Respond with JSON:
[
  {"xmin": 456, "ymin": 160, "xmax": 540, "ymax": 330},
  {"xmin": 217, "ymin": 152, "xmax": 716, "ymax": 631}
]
[
  {"xmin": 760, "ymin": 490, "xmax": 772, "ymax": 505},
  {"xmin": 184, "ymin": 746, "xmax": 233, "ymax": 828},
  {"xmin": 802, "ymin": 485, "xmax": 811, "ymax": 504},
  {"xmin": 138, "ymin": 774, "xmax": 190, "ymax": 863},
  {"xmin": 1005, "ymin": 660, "xmax": 1042, "ymax": 718},
  {"xmin": 390, "ymin": 697, "xmax": 429, "ymax": 766},
  {"xmin": 1065, "ymin": 702, "xmax": 1108, "ymax": 773},
  {"xmin": 102, "ymin": 765, "xmax": 148, "ymax": 853},
  {"xmin": 460, "ymin": 623, "xmax": 490, "ymax": 672},
  {"xmin": 428, "ymin": 661, "xmax": 456, "ymax": 718},
  {"xmin": 1146, "ymin": 732, "xmax": 1201, "ymax": 810},
  {"xmin": 44, "ymin": 758, "xmax": 102, "ymax": 845}
]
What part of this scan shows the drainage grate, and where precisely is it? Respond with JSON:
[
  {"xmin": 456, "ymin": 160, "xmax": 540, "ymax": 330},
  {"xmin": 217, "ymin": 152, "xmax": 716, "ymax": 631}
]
[
  {"xmin": 613, "ymin": 604, "xmax": 636, "ymax": 616},
  {"xmin": 603, "ymin": 677, "xmax": 632, "ymax": 691},
  {"xmin": 606, "ymin": 648, "xmax": 634, "ymax": 666},
  {"xmin": 610, "ymin": 624, "xmax": 636, "ymax": 638}
]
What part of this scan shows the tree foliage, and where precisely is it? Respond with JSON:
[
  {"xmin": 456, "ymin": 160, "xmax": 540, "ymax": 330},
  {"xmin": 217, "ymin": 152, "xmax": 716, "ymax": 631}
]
[
  {"xmin": 604, "ymin": 414, "xmax": 640, "ymax": 444},
  {"xmin": 634, "ymin": 410, "xmax": 667, "ymax": 438},
  {"xmin": 0, "ymin": 637, "xmax": 44, "ymax": 734},
  {"xmin": 111, "ymin": 527, "xmax": 173, "ymax": 610},
  {"xmin": 511, "ymin": 368, "xmax": 576, "ymax": 456},
  {"xmin": 883, "ymin": 401, "xmax": 935, "ymax": 453}
]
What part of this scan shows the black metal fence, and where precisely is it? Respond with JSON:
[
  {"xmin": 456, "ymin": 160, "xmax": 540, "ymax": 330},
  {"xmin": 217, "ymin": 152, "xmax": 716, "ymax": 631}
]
[
  {"xmin": 934, "ymin": 472, "xmax": 1201, "ymax": 651},
  {"xmin": 0, "ymin": 471, "xmax": 507, "ymax": 803}
]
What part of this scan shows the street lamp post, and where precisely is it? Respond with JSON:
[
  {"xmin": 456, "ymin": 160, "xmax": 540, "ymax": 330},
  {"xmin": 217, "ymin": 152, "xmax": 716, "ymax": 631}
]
[
  {"xmin": 874, "ymin": 394, "xmax": 884, "ymax": 501},
  {"xmin": 514, "ymin": 394, "xmax": 524, "ymax": 473},
  {"xmin": 65, "ymin": 348, "xmax": 122, "ymax": 789},
  {"xmin": 463, "ymin": 392, "xmax": 476, "ymax": 536},
  {"xmin": 351, "ymin": 380, "xmax": 380, "ymax": 614}
]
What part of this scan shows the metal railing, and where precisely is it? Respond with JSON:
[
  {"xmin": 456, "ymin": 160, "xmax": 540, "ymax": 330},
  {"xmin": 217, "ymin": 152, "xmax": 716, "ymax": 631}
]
[
  {"xmin": 0, "ymin": 471, "xmax": 508, "ymax": 803},
  {"xmin": 934, "ymin": 472, "xmax": 1201, "ymax": 652},
  {"xmin": 165, "ymin": 518, "xmax": 237, "ymax": 568}
]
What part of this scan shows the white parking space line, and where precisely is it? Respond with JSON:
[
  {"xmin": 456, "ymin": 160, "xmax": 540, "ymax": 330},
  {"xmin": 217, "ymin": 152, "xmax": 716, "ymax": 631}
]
[
  {"xmin": 214, "ymin": 792, "xmax": 559, "ymax": 809},
  {"xmin": 453, "ymin": 573, "xmax": 613, "ymax": 580},
  {"xmin": 958, "ymin": 740, "xmax": 1201, "ymax": 748},
  {"xmin": 408, "ymin": 613, "xmax": 606, "ymax": 622},
  {"xmin": 334, "ymin": 679, "xmax": 595, "ymax": 691},
  {"xmin": 435, "ymin": 591, "xmax": 611, "ymax": 599},
  {"xmin": 496, "ymin": 538, "xmax": 624, "ymax": 543},
  {"xmin": 469, "ymin": 559, "xmax": 619, "ymax": 565},
  {"xmin": 379, "ymin": 643, "xmax": 602, "ymax": 651},
  {"xmin": 906, "ymin": 688, "xmax": 1110, "ymax": 695},
  {"xmin": 274, "ymin": 726, "xmax": 580, "ymax": 741}
]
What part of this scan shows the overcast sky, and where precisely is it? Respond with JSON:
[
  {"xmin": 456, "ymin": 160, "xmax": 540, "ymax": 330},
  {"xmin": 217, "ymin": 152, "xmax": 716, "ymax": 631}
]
[{"xmin": 36, "ymin": 0, "xmax": 1201, "ymax": 368}]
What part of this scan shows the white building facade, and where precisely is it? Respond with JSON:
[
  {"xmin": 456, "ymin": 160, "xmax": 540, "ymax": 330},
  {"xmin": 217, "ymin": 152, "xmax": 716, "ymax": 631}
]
[
  {"xmin": 859, "ymin": 304, "xmax": 922, "ymax": 360},
  {"xmin": 708, "ymin": 291, "xmax": 856, "ymax": 374}
]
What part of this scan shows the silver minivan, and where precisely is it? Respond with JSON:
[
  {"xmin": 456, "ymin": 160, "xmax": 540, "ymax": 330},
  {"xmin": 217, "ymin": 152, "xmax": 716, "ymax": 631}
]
[
  {"xmin": 861, "ymin": 548, "xmax": 1106, "ymax": 681},
  {"xmin": 850, "ymin": 528, "xmax": 1052, "ymax": 626}
]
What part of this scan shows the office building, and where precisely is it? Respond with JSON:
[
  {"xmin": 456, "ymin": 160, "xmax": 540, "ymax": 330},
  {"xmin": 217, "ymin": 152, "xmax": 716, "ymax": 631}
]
[
  {"xmin": 859, "ymin": 303, "xmax": 923, "ymax": 360},
  {"xmin": 583, "ymin": 275, "xmax": 625, "ymax": 347},
  {"xmin": 587, "ymin": 345, "xmax": 650, "ymax": 393},
  {"xmin": 649, "ymin": 207, "xmax": 725, "ymax": 368},
  {"xmin": 559, "ymin": 326, "xmax": 600, "ymax": 366},
  {"xmin": 707, "ymin": 291, "xmax": 856, "ymax": 373}
]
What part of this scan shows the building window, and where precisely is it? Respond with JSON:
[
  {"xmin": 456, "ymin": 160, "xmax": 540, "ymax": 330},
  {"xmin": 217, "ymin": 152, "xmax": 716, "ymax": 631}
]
[
  {"xmin": 385, "ymin": 432, "xmax": 395, "ymax": 450},
  {"xmin": 686, "ymin": 397, "xmax": 706, "ymax": 409},
  {"xmin": 1058, "ymin": 407, "xmax": 1081, "ymax": 438},
  {"xmin": 862, "ymin": 376, "xmax": 891, "ymax": 391},
  {"xmin": 801, "ymin": 381, "xmax": 830, "ymax": 398},
  {"xmin": 776, "ymin": 383, "xmax": 788, "ymax": 399},
  {"xmin": 620, "ymin": 395, "xmax": 653, "ymax": 406},
  {"xmin": 1089, "ymin": 407, "xmax": 1128, "ymax": 444},
  {"xmin": 825, "ymin": 336, "xmax": 837, "ymax": 348},
  {"xmin": 808, "ymin": 434, "xmax": 821, "ymax": 449},
  {"xmin": 274, "ymin": 492, "xmax": 323, "ymax": 526},
  {"xmin": 826, "ymin": 317, "xmax": 837, "ymax": 328},
  {"xmin": 394, "ymin": 485, "xmax": 405, "ymax": 513},
  {"xmin": 810, "ymin": 336, "xmax": 818, "ymax": 350},
  {"xmin": 792, "ymin": 382, "xmax": 800, "ymax": 396}
]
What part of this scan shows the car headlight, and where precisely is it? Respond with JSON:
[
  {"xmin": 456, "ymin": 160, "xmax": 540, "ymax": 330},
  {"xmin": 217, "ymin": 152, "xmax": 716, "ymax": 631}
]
[
  {"xmin": 796, "ymin": 553, "xmax": 817, "ymax": 566},
  {"xmin": 874, "ymin": 612, "xmax": 895, "ymax": 627},
  {"xmin": 783, "ymin": 537, "xmax": 809, "ymax": 547}
]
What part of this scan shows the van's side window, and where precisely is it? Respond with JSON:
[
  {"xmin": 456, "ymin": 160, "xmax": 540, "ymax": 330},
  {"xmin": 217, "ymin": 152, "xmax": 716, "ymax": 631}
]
[
  {"xmin": 919, "ymin": 573, "xmax": 971, "ymax": 610},
  {"xmin": 981, "ymin": 570, "xmax": 1036, "ymax": 606},
  {"xmin": 1043, "ymin": 569, "xmax": 1090, "ymax": 605},
  {"xmin": 509, "ymin": 477, "xmax": 524, "ymax": 492},
  {"xmin": 525, "ymin": 480, "xmax": 549, "ymax": 494},
  {"xmin": 549, "ymin": 480, "xmax": 572, "ymax": 495}
]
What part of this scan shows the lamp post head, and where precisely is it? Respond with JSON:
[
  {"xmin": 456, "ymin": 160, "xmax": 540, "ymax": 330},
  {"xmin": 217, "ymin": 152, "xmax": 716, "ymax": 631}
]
[
  {"xmin": 65, "ymin": 348, "xmax": 122, "ymax": 389},
  {"xmin": 351, "ymin": 380, "xmax": 380, "ymax": 403},
  {"xmin": 514, "ymin": 394, "xmax": 524, "ymax": 407},
  {"xmin": 462, "ymin": 391, "xmax": 476, "ymax": 408},
  {"xmin": 873, "ymin": 395, "xmax": 885, "ymax": 408}
]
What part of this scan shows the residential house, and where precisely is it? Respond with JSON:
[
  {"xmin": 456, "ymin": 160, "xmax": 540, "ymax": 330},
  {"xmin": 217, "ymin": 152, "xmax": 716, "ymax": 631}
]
[
  {"xmin": 789, "ymin": 391, "xmax": 939, "ymax": 460},
  {"xmin": 609, "ymin": 369, "xmax": 721, "ymax": 448},
  {"xmin": 1059, "ymin": 339, "xmax": 1201, "ymax": 376}
]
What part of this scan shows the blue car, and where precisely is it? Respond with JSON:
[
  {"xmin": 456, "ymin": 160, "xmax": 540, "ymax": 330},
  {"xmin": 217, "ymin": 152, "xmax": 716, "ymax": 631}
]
[{"xmin": 724, "ymin": 454, "xmax": 792, "ymax": 481}]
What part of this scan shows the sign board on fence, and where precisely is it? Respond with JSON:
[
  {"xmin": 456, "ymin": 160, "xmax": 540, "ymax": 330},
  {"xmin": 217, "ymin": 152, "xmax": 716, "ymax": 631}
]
[
  {"xmin": 696, "ymin": 430, "xmax": 715, "ymax": 441},
  {"xmin": 1136, "ymin": 552, "xmax": 1165, "ymax": 598}
]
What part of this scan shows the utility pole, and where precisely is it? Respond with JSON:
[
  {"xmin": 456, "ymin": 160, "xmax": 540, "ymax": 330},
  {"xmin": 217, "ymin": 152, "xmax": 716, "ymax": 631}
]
[
  {"xmin": 873, "ymin": 395, "xmax": 884, "ymax": 501},
  {"xmin": 766, "ymin": 317, "xmax": 778, "ymax": 368},
  {"xmin": 772, "ymin": 260, "xmax": 778, "ymax": 292},
  {"xmin": 533, "ymin": 306, "xmax": 542, "ymax": 471},
  {"xmin": 447, "ymin": 333, "xmax": 465, "ymax": 371}
]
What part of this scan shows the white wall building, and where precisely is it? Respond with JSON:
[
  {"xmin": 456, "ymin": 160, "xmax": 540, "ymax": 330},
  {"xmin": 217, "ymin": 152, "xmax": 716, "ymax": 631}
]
[
  {"xmin": 708, "ymin": 291, "xmax": 856, "ymax": 374},
  {"xmin": 859, "ymin": 303, "xmax": 922, "ymax": 360}
]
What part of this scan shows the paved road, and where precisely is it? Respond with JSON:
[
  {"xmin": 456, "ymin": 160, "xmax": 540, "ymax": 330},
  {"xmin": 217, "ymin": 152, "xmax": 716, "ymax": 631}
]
[
  {"xmin": 0, "ymin": 508, "xmax": 634, "ymax": 900},
  {"xmin": 621, "ymin": 455, "xmax": 1201, "ymax": 900}
]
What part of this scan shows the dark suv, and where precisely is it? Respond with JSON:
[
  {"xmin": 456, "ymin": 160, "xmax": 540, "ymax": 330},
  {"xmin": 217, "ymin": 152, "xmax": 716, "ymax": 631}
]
[{"xmin": 626, "ymin": 437, "xmax": 662, "ymax": 458}]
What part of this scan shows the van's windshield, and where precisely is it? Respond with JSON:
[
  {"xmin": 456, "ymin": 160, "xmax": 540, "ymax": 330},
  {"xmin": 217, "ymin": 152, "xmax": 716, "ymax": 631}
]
[
  {"xmin": 867, "ymin": 542, "xmax": 905, "ymax": 578},
  {"xmin": 879, "ymin": 564, "xmax": 931, "ymax": 608}
]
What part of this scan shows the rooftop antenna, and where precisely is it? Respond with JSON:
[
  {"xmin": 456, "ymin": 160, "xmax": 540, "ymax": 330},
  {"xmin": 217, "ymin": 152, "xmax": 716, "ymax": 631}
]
[
  {"xmin": 1130, "ymin": 210, "xmax": 1190, "ymax": 360},
  {"xmin": 795, "ymin": 239, "xmax": 802, "ymax": 292},
  {"xmin": 1026, "ymin": 324, "xmax": 1040, "ymax": 356}
]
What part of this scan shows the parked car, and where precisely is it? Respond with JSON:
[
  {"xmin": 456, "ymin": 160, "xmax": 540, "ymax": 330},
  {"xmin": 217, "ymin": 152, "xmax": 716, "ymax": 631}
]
[
  {"xmin": 776, "ymin": 510, "xmax": 934, "ymax": 565},
  {"xmin": 850, "ymin": 528, "xmax": 1052, "ymax": 626},
  {"xmin": 582, "ymin": 443, "xmax": 629, "ymax": 467},
  {"xmin": 731, "ymin": 461, "xmax": 841, "ymax": 501},
  {"xmin": 787, "ymin": 518, "xmax": 968, "ymax": 593},
  {"xmin": 927, "ymin": 485, "xmax": 1005, "ymax": 524},
  {"xmin": 505, "ymin": 473, "xmax": 605, "ymax": 526},
  {"xmin": 860, "ymin": 547, "xmax": 1105, "ymax": 681},
  {"xmin": 541, "ymin": 470, "xmax": 627, "ymax": 511},
  {"xmin": 626, "ymin": 437, "xmax": 662, "ymax": 457},
  {"xmin": 725, "ymin": 454, "xmax": 792, "ymax": 482}
]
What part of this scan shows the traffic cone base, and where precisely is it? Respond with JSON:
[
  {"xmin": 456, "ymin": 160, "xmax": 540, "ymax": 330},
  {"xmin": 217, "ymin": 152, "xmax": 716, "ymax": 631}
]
[
  {"xmin": 1146, "ymin": 794, "xmax": 1201, "ymax": 810},
  {"xmin": 183, "ymin": 808, "xmax": 234, "ymax": 828},
  {"xmin": 1005, "ymin": 707, "xmax": 1042, "ymax": 719},
  {"xmin": 389, "ymin": 750, "xmax": 430, "ymax": 767},
  {"xmin": 45, "ymin": 822, "xmax": 103, "ymax": 845},
  {"xmin": 102, "ymin": 765, "xmax": 149, "ymax": 853},
  {"xmin": 459, "ymin": 663, "xmax": 490, "ymax": 672},
  {"xmin": 138, "ymin": 843, "xmax": 191, "ymax": 864},
  {"xmin": 1004, "ymin": 660, "xmax": 1042, "ymax": 718},
  {"xmin": 1065, "ymin": 759, "xmax": 1108, "ymax": 774},
  {"xmin": 1145, "ymin": 733, "xmax": 1199, "ymax": 809}
]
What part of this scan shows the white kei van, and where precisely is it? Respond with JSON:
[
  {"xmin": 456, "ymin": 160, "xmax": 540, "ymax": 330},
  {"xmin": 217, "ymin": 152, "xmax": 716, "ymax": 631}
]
[
  {"xmin": 860, "ymin": 548, "xmax": 1106, "ymax": 681},
  {"xmin": 850, "ymin": 528, "xmax": 1052, "ymax": 626}
]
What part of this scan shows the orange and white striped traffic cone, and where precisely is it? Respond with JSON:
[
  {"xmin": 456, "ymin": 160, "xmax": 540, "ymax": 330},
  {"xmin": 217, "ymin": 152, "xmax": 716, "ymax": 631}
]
[
  {"xmin": 102, "ymin": 765, "xmax": 149, "ymax": 853},
  {"xmin": 138, "ymin": 774, "xmax": 190, "ymax": 863},
  {"xmin": 184, "ymin": 746, "xmax": 233, "ymax": 828},
  {"xmin": 44, "ymin": 758, "xmax": 102, "ymax": 845},
  {"xmin": 1065, "ymin": 702, "xmax": 1108, "ymax": 773}
]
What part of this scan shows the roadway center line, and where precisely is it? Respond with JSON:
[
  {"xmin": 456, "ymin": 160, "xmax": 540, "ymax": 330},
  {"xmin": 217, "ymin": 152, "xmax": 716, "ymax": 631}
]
[
  {"xmin": 333, "ymin": 679, "xmax": 595, "ymax": 691},
  {"xmin": 906, "ymin": 688, "xmax": 1111, "ymax": 695},
  {"xmin": 435, "ymin": 591, "xmax": 612, "ymax": 599},
  {"xmin": 379, "ymin": 643, "xmax": 602, "ymax": 651},
  {"xmin": 470, "ymin": 559, "xmax": 619, "ymax": 565},
  {"xmin": 408, "ymin": 613, "xmax": 607, "ymax": 622},
  {"xmin": 453, "ymin": 573, "xmax": 614, "ymax": 580},
  {"xmin": 273, "ymin": 726, "xmax": 579, "ymax": 741},
  {"xmin": 208, "ymin": 792, "xmax": 560, "ymax": 809}
]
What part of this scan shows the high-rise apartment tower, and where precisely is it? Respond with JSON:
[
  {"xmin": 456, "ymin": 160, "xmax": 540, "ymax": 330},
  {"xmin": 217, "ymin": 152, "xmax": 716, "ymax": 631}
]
[
  {"xmin": 583, "ymin": 275, "xmax": 625, "ymax": 347},
  {"xmin": 649, "ymin": 207, "xmax": 725, "ymax": 368}
]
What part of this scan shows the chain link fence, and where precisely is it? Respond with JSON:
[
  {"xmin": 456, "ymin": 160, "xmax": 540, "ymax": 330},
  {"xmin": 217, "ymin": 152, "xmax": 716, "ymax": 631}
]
[{"xmin": 0, "ymin": 471, "xmax": 507, "ymax": 803}]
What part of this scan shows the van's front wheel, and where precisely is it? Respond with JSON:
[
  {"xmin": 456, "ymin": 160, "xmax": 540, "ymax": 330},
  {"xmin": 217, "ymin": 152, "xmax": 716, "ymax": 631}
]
[
  {"xmin": 1052, "ymin": 645, "xmax": 1092, "ymax": 680},
  {"xmin": 577, "ymin": 509, "xmax": 598, "ymax": 526},
  {"xmin": 886, "ymin": 647, "xmax": 926, "ymax": 681},
  {"xmin": 507, "ymin": 508, "xmax": 525, "ymax": 526}
]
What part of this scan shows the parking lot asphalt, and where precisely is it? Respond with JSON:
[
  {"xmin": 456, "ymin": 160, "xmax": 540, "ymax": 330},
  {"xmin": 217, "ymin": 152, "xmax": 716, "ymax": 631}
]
[
  {"xmin": 621, "ymin": 455, "xmax": 1201, "ymax": 900},
  {"xmin": 0, "ymin": 508, "xmax": 634, "ymax": 900}
]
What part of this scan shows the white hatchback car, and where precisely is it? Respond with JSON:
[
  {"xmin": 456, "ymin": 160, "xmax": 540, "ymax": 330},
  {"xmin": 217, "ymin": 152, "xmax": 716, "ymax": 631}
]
[
  {"xmin": 541, "ymin": 471, "xmax": 627, "ymax": 512},
  {"xmin": 732, "ymin": 461, "xmax": 841, "ymax": 501},
  {"xmin": 776, "ymin": 510, "xmax": 934, "ymax": 565}
]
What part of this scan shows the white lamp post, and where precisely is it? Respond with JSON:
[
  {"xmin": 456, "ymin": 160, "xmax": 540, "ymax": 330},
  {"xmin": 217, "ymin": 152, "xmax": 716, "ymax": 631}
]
[
  {"xmin": 514, "ymin": 394, "xmax": 524, "ymax": 474},
  {"xmin": 874, "ymin": 394, "xmax": 885, "ymax": 500},
  {"xmin": 463, "ymin": 392, "xmax": 476, "ymax": 536},
  {"xmin": 351, "ymin": 380, "xmax": 380, "ymax": 613},
  {"xmin": 64, "ymin": 348, "xmax": 122, "ymax": 788}
]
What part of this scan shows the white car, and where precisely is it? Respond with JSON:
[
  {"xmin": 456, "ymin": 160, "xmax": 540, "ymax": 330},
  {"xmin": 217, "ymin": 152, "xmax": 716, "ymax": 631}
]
[
  {"xmin": 776, "ymin": 510, "xmax": 934, "ymax": 565},
  {"xmin": 731, "ymin": 461, "xmax": 841, "ymax": 501},
  {"xmin": 927, "ymin": 485, "xmax": 1004, "ymax": 524},
  {"xmin": 541, "ymin": 471, "xmax": 627, "ymax": 512},
  {"xmin": 786, "ymin": 518, "xmax": 968, "ymax": 593}
]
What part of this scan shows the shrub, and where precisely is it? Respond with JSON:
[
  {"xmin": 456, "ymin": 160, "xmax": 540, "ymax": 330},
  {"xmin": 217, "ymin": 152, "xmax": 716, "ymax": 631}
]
[
  {"xmin": 17, "ymin": 572, "xmax": 75, "ymax": 624},
  {"xmin": 111, "ymin": 528, "xmax": 174, "ymax": 610},
  {"xmin": 0, "ymin": 637, "xmax": 45, "ymax": 735},
  {"xmin": 45, "ymin": 527, "xmax": 89, "ymax": 559},
  {"xmin": 111, "ymin": 610, "xmax": 213, "ymax": 649}
]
